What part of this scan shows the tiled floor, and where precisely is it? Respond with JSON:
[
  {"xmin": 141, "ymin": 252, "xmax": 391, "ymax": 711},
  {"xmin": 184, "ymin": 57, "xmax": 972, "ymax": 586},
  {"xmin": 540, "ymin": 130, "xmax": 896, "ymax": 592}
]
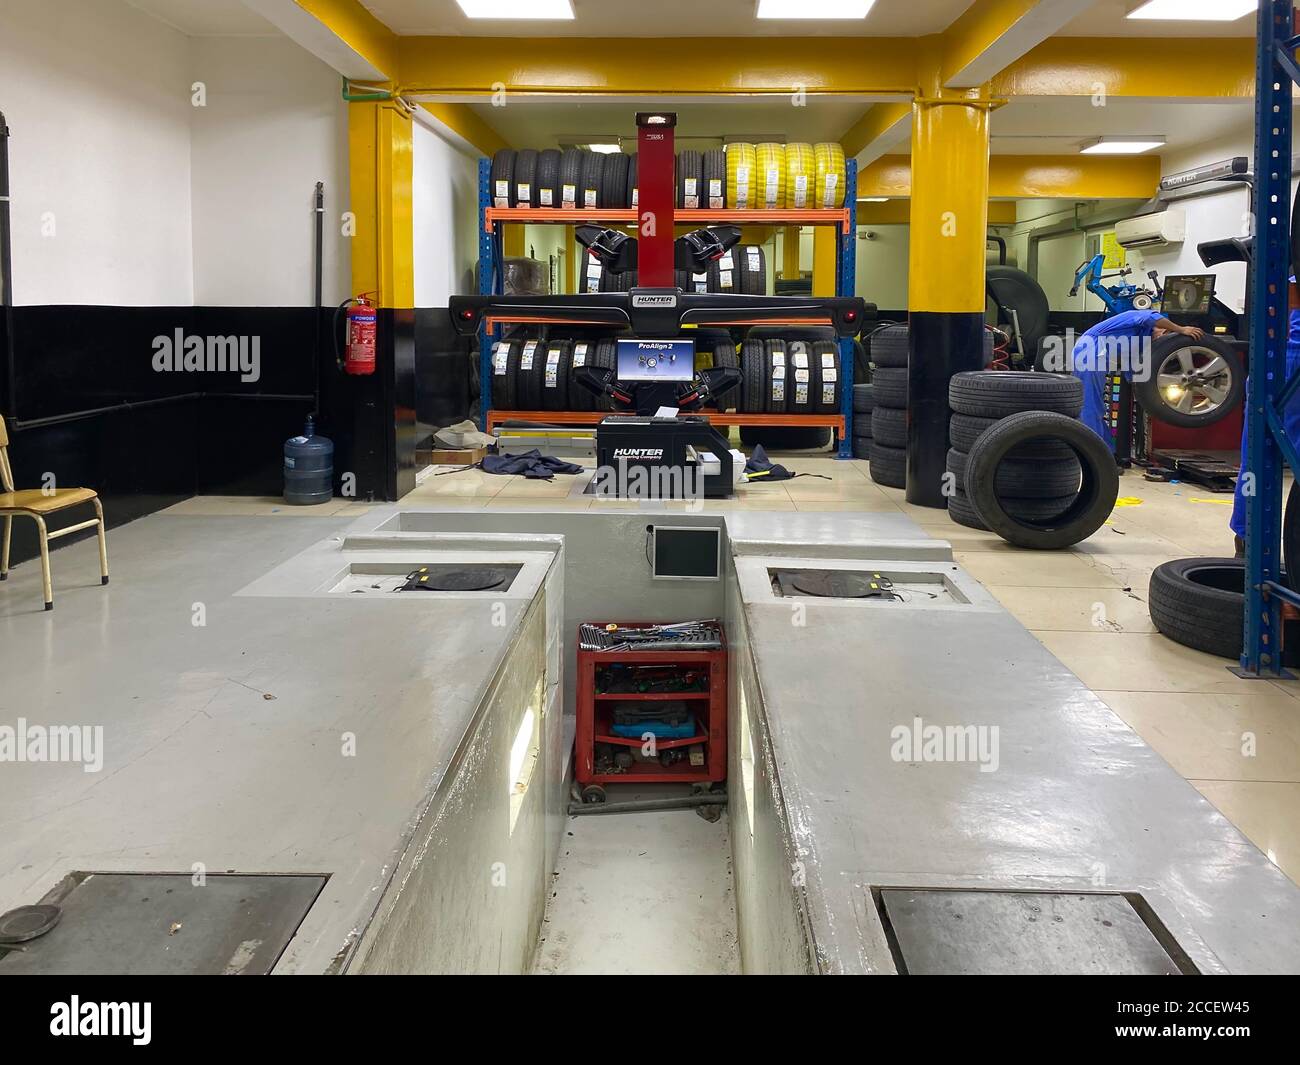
[
  {"xmin": 404, "ymin": 452, "xmax": 1300, "ymax": 887},
  {"xmin": 160, "ymin": 456, "xmax": 1300, "ymax": 891}
]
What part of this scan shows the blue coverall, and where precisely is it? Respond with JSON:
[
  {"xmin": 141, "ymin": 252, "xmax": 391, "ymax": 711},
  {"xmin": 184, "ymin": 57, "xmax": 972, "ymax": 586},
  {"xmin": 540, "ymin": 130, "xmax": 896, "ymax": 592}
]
[
  {"xmin": 1230, "ymin": 305, "xmax": 1300, "ymax": 537},
  {"xmin": 1071, "ymin": 308, "xmax": 1164, "ymax": 449}
]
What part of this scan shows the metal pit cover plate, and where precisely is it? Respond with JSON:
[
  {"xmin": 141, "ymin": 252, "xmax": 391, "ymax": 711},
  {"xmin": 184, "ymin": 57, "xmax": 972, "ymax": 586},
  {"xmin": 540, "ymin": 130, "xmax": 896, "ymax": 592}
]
[
  {"xmin": 0, "ymin": 873, "xmax": 327, "ymax": 976},
  {"xmin": 788, "ymin": 570, "xmax": 886, "ymax": 599},
  {"xmin": 878, "ymin": 889, "xmax": 1193, "ymax": 975},
  {"xmin": 427, "ymin": 567, "xmax": 508, "ymax": 592}
]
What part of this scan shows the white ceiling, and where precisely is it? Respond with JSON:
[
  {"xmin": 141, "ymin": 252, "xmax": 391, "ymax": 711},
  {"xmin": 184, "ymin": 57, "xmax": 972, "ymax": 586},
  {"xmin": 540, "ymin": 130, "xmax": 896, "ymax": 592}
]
[
  {"xmin": 990, "ymin": 97, "xmax": 1255, "ymax": 155},
  {"xmin": 124, "ymin": 0, "xmax": 276, "ymax": 35},
  {"xmin": 1061, "ymin": 0, "xmax": 1257, "ymax": 37},
  {"xmin": 361, "ymin": 0, "xmax": 973, "ymax": 37}
]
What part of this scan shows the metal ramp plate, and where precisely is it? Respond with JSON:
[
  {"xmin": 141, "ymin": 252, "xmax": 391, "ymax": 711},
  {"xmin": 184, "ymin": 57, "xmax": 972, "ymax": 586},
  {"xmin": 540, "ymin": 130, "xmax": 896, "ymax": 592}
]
[
  {"xmin": 0, "ymin": 873, "xmax": 327, "ymax": 975},
  {"xmin": 877, "ymin": 889, "xmax": 1195, "ymax": 975}
]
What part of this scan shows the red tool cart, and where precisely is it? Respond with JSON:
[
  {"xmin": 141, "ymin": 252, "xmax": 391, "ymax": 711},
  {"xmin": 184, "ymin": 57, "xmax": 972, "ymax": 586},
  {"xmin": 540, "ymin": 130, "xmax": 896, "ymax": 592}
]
[{"xmin": 574, "ymin": 621, "xmax": 727, "ymax": 802}]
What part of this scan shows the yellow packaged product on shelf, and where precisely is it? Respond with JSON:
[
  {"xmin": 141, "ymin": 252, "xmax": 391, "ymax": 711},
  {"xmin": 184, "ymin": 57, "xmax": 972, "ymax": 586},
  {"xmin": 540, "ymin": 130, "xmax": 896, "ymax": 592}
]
[
  {"xmin": 784, "ymin": 143, "xmax": 816, "ymax": 209},
  {"xmin": 754, "ymin": 143, "xmax": 786, "ymax": 209},
  {"xmin": 726, "ymin": 142, "xmax": 757, "ymax": 210},
  {"xmin": 814, "ymin": 142, "xmax": 847, "ymax": 208}
]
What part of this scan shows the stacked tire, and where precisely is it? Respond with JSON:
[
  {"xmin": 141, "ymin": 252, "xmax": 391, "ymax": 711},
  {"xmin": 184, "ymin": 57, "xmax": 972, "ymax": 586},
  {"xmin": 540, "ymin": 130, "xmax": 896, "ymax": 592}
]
[
  {"xmin": 852, "ymin": 383, "xmax": 873, "ymax": 460},
  {"xmin": 946, "ymin": 372, "xmax": 1114, "ymax": 549},
  {"xmin": 867, "ymin": 324, "xmax": 908, "ymax": 488}
]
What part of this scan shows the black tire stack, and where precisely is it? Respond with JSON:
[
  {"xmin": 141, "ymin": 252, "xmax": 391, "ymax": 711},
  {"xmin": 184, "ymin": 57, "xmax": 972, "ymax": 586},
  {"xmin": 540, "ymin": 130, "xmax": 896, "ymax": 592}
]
[
  {"xmin": 852, "ymin": 382, "xmax": 873, "ymax": 459},
  {"xmin": 867, "ymin": 324, "xmax": 908, "ymax": 488},
  {"xmin": 945, "ymin": 371, "xmax": 1086, "ymax": 532}
]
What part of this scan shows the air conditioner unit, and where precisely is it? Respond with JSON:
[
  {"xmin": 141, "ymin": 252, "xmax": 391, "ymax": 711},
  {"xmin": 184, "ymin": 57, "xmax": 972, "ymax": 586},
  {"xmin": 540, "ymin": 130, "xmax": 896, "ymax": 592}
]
[{"xmin": 1114, "ymin": 208, "xmax": 1186, "ymax": 250}]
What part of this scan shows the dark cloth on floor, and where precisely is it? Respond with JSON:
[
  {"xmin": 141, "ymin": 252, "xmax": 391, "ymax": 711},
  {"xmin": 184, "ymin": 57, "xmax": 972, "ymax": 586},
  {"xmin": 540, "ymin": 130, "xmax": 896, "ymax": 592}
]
[
  {"xmin": 743, "ymin": 444, "xmax": 830, "ymax": 482},
  {"xmin": 479, "ymin": 449, "xmax": 585, "ymax": 480}
]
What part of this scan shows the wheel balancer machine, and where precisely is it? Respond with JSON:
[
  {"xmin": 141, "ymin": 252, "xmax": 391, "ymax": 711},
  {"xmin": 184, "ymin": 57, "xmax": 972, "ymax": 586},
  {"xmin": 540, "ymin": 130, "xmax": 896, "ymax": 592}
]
[{"xmin": 450, "ymin": 112, "xmax": 868, "ymax": 499}]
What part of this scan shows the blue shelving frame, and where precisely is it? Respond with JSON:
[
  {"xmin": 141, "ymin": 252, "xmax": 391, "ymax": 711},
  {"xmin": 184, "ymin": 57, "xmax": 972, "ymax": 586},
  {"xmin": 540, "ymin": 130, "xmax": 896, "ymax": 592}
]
[
  {"xmin": 474, "ymin": 156, "xmax": 860, "ymax": 457},
  {"xmin": 1242, "ymin": 1, "xmax": 1300, "ymax": 675}
]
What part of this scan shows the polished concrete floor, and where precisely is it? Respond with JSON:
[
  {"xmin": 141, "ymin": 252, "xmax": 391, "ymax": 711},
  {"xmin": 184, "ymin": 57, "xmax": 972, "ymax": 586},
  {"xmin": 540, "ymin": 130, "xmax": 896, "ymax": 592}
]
[{"xmin": 13, "ymin": 451, "xmax": 1297, "ymax": 974}]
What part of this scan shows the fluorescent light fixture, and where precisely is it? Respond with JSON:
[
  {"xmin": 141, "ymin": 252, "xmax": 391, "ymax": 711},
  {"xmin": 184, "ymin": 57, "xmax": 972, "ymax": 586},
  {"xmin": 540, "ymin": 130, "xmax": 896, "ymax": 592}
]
[
  {"xmin": 757, "ymin": 0, "xmax": 875, "ymax": 18},
  {"xmin": 455, "ymin": 0, "xmax": 574, "ymax": 18},
  {"xmin": 1080, "ymin": 137, "xmax": 1166, "ymax": 155},
  {"xmin": 588, "ymin": 143, "xmax": 622, "ymax": 154},
  {"xmin": 858, "ymin": 197, "xmax": 889, "ymax": 202},
  {"xmin": 1128, "ymin": 0, "xmax": 1256, "ymax": 20}
]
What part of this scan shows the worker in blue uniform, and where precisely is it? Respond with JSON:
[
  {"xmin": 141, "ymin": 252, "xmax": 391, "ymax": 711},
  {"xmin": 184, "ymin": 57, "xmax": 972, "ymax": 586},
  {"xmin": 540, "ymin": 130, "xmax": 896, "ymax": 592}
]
[
  {"xmin": 1070, "ymin": 308, "xmax": 1205, "ymax": 447},
  {"xmin": 1230, "ymin": 300, "xmax": 1300, "ymax": 554}
]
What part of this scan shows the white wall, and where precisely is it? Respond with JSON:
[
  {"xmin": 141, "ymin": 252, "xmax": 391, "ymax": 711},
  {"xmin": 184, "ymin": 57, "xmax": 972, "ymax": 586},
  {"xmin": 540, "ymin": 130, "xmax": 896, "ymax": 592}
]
[
  {"xmin": 188, "ymin": 36, "xmax": 350, "ymax": 306},
  {"xmin": 1, "ymin": 0, "xmax": 195, "ymax": 306},
  {"xmin": 1136, "ymin": 131, "xmax": 1260, "ymax": 315},
  {"xmin": 856, "ymin": 225, "xmax": 909, "ymax": 310},
  {"xmin": 412, "ymin": 118, "xmax": 480, "ymax": 306},
  {"xmin": 0, "ymin": 0, "xmax": 352, "ymax": 307}
]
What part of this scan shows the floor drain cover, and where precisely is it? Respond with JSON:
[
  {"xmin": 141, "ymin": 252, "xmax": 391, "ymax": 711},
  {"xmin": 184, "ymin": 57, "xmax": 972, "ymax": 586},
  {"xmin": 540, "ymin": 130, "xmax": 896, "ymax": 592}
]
[
  {"xmin": 427, "ymin": 568, "xmax": 508, "ymax": 592},
  {"xmin": 788, "ymin": 571, "xmax": 884, "ymax": 599},
  {"xmin": 0, "ymin": 905, "xmax": 61, "ymax": 944}
]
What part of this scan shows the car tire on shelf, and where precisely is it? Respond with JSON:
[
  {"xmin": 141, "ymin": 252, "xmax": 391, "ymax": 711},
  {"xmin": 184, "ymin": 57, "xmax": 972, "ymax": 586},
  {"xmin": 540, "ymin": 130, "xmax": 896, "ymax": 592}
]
[
  {"xmin": 489, "ymin": 338, "xmax": 520, "ymax": 411},
  {"xmin": 740, "ymin": 339, "xmax": 766, "ymax": 414},
  {"xmin": 813, "ymin": 340, "xmax": 839, "ymax": 414},
  {"xmin": 626, "ymin": 153, "xmax": 638, "ymax": 208},
  {"xmin": 871, "ymin": 366, "xmax": 907, "ymax": 408},
  {"xmin": 535, "ymin": 149, "xmax": 561, "ymax": 208},
  {"xmin": 963, "ymin": 410, "xmax": 1118, "ymax": 549},
  {"xmin": 872, "ymin": 405, "xmax": 907, "ymax": 448},
  {"xmin": 739, "ymin": 426, "xmax": 832, "ymax": 450},
  {"xmin": 786, "ymin": 340, "xmax": 815, "ymax": 414},
  {"xmin": 491, "ymin": 149, "xmax": 516, "ymax": 207},
  {"xmin": 948, "ymin": 370, "xmax": 1084, "ymax": 418},
  {"xmin": 579, "ymin": 151, "xmax": 604, "ymax": 210},
  {"xmin": 601, "ymin": 152, "xmax": 630, "ymax": 209},
  {"xmin": 559, "ymin": 148, "xmax": 584, "ymax": 208},
  {"xmin": 1134, "ymin": 334, "xmax": 1245, "ymax": 428},
  {"xmin": 541, "ymin": 339, "xmax": 572, "ymax": 412},
  {"xmin": 677, "ymin": 149, "xmax": 703, "ymax": 209},
  {"xmin": 592, "ymin": 338, "xmax": 617, "ymax": 411},
  {"xmin": 513, "ymin": 148, "xmax": 538, "ymax": 208},
  {"xmin": 1148, "ymin": 557, "xmax": 1248, "ymax": 660},
  {"xmin": 868, "ymin": 441, "xmax": 906, "ymax": 488},
  {"xmin": 946, "ymin": 446, "xmax": 1081, "ymax": 499},
  {"xmin": 737, "ymin": 245, "xmax": 766, "ymax": 295},
  {"xmin": 515, "ymin": 337, "xmax": 547, "ymax": 411},
  {"xmin": 763, "ymin": 339, "xmax": 791, "ymax": 414},
  {"xmin": 703, "ymin": 148, "xmax": 727, "ymax": 209},
  {"xmin": 569, "ymin": 338, "xmax": 596, "ymax": 412}
]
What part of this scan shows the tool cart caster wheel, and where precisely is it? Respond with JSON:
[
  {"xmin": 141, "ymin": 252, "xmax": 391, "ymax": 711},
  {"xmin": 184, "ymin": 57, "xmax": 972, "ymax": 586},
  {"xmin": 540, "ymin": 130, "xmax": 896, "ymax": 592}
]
[{"xmin": 580, "ymin": 784, "xmax": 607, "ymax": 806}]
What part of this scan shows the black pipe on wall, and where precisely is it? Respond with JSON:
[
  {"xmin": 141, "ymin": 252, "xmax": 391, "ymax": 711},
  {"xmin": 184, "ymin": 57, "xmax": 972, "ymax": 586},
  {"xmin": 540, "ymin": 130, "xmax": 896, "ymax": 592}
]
[{"xmin": 1, "ymin": 109, "xmax": 15, "ymax": 420}]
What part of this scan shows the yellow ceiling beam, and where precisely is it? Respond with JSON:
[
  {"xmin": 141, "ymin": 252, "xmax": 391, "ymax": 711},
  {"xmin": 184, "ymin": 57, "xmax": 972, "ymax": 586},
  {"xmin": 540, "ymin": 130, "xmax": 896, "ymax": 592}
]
[
  {"xmin": 859, "ymin": 154, "xmax": 1159, "ymax": 200},
  {"xmin": 419, "ymin": 103, "xmax": 510, "ymax": 156},
  {"xmin": 941, "ymin": 0, "xmax": 1093, "ymax": 89},
  {"xmin": 841, "ymin": 101, "xmax": 913, "ymax": 162},
  {"xmin": 294, "ymin": 0, "xmax": 399, "ymax": 81},
  {"xmin": 395, "ymin": 36, "xmax": 919, "ymax": 96},
  {"xmin": 855, "ymin": 200, "xmax": 1017, "ymax": 225},
  {"xmin": 991, "ymin": 37, "xmax": 1254, "ymax": 99}
]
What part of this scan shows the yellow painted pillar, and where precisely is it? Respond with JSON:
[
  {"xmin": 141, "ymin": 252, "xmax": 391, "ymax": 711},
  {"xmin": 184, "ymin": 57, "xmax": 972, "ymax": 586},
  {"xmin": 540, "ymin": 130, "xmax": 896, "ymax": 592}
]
[
  {"xmin": 811, "ymin": 228, "xmax": 837, "ymax": 297},
  {"xmin": 905, "ymin": 74, "xmax": 992, "ymax": 506},
  {"xmin": 348, "ymin": 100, "xmax": 413, "ymax": 308},
  {"xmin": 781, "ymin": 225, "xmax": 801, "ymax": 280},
  {"xmin": 503, "ymin": 225, "xmax": 526, "ymax": 258}
]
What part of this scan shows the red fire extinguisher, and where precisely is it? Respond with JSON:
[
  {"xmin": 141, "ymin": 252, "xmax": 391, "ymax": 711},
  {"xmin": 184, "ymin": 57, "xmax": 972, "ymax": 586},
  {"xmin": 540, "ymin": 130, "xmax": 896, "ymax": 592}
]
[{"xmin": 336, "ymin": 293, "xmax": 378, "ymax": 375}]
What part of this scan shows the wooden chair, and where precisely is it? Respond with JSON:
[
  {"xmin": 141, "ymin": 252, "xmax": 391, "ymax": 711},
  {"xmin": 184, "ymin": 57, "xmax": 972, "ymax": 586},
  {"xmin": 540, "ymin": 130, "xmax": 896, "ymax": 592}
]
[{"xmin": 0, "ymin": 418, "xmax": 109, "ymax": 611}]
